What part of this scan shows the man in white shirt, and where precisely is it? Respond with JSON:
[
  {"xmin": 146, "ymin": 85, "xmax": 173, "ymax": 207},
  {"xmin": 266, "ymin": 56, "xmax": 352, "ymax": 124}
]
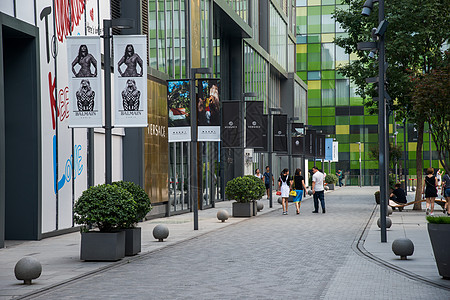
[{"xmin": 311, "ymin": 166, "xmax": 326, "ymax": 213}]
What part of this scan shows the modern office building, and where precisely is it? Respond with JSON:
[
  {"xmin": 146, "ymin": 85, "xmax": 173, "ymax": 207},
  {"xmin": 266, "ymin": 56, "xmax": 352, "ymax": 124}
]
[
  {"xmin": 0, "ymin": 0, "xmax": 307, "ymax": 247},
  {"xmin": 295, "ymin": 0, "xmax": 440, "ymax": 185}
]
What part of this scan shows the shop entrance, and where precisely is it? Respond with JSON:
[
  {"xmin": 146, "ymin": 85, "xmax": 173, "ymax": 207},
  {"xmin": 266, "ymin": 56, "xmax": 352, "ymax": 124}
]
[{"xmin": 0, "ymin": 21, "xmax": 41, "ymax": 247}]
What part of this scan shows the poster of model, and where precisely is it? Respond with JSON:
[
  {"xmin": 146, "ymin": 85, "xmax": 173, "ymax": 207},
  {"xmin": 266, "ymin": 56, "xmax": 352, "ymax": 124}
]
[
  {"xmin": 67, "ymin": 36, "xmax": 102, "ymax": 128},
  {"xmin": 167, "ymin": 80, "xmax": 191, "ymax": 142},
  {"xmin": 113, "ymin": 35, "xmax": 148, "ymax": 127},
  {"xmin": 197, "ymin": 79, "xmax": 220, "ymax": 141}
]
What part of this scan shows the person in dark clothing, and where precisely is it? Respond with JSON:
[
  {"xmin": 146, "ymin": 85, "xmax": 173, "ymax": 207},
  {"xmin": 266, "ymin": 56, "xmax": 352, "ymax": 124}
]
[
  {"xmin": 390, "ymin": 183, "xmax": 407, "ymax": 204},
  {"xmin": 290, "ymin": 168, "xmax": 308, "ymax": 214}
]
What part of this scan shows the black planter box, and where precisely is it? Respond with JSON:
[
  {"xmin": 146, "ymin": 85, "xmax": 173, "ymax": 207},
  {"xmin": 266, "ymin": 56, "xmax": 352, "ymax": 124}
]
[
  {"xmin": 327, "ymin": 184, "xmax": 335, "ymax": 190},
  {"xmin": 232, "ymin": 202, "xmax": 254, "ymax": 217},
  {"xmin": 80, "ymin": 231, "xmax": 125, "ymax": 261},
  {"xmin": 124, "ymin": 227, "xmax": 141, "ymax": 256},
  {"xmin": 428, "ymin": 223, "xmax": 450, "ymax": 279}
]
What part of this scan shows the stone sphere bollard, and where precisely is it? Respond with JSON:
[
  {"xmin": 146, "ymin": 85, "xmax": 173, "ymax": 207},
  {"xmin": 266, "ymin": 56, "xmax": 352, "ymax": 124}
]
[
  {"xmin": 412, "ymin": 186, "xmax": 416, "ymax": 191},
  {"xmin": 324, "ymin": 185, "xmax": 329, "ymax": 191},
  {"xmin": 392, "ymin": 238, "xmax": 414, "ymax": 260},
  {"xmin": 277, "ymin": 197, "xmax": 282, "ymax": 204},
  {"xmin": 307, "ymin": 190, "xmax": 313, "ymax": 196},
  {"xmin": 14, "ymin": 257, "xmax": 42, "ymax": 285},
  {"xmin": 377, "ymin": 217, "xmax": 392, "ymax": 229},
  {"xmin": 256, "ymin": 201, "xmax": 264, "ymax": 212},
  {"xmin": 387, "ymin": 206, "xmax": 393, "ymax": 215},
  {"xmin": 153, "ymin": 224, "xmax": 169, "ymax": 242},
  {"xmin": 217, "ymin": 209, "xmax": 229, "ymax": 222}
]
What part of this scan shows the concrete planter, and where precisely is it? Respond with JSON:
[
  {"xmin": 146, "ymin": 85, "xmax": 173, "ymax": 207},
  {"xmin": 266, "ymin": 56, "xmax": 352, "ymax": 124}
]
[
  {"xmin": 80, "ymin": 231, "xmax": 125, "ymax": 261},
  {"xmin": 124, "ymin": 227, "xmax": 141, "ymax": 256},
  {"xmin": 428, "ymin": 223, "xmax": 450, "ymax": 279},
  {"xmin": 252, "ymin": 200, "xmax": 258, "ymax": 216},
  {"xmin": 327, "ymin": 183, "xmax": 335, "ymax": 190},
  {"xmin": 232, "ymin": 202, "xmax": 254, "ymax": 217}
]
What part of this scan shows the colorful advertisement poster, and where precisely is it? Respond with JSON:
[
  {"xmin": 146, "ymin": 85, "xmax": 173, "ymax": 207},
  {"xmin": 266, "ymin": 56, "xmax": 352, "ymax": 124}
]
[
  {"xmin": 113, "ymin": 35, "xmax": 148, "ymax": 127},
  {"xmin": 167, "ymin": 80, "xmax": 191, "ymax": 142},
  {"xmin": 197, "ymin": 79, "xmax": 220, "ymax": 141},
  {"xmin": 67, "ymin": 36, "xmax": 103, "ymax": 128}
]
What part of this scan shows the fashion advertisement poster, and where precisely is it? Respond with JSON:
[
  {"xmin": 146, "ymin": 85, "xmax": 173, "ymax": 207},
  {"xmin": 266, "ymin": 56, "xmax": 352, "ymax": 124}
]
[
  {"xmin": 272, "ymin": 114, "xmax": 287, "ymax": 153},
  {"xmin": 221, "ymin": 101, "xmax": 241, "ymax": 148},
  {"xmin": 113, "ymin": 35, "xmax": 148, "ymax": 127},
  {"xmin": 67, "ymin": 36, "xmax": 103, "ymax": 128},
  {"xmin": 292, "ymin": 123, "xmax": 305, "ymax": 156},
  {"xmin": 245, "ymin": 101, "xmax": 264, "ymax": 148},
  {"xmin": 167, "ymin": 80, "xmax": 191, "ymax": 142},
  {"xmin": 197, "ymin": 79, "xmax": 220, "ymax": 141}
]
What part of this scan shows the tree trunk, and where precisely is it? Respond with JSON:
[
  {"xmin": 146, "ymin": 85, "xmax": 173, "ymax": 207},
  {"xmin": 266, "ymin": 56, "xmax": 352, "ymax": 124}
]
[{"xmin": 414, "ymin": 121, "xmax": 424, "ymax": 210}]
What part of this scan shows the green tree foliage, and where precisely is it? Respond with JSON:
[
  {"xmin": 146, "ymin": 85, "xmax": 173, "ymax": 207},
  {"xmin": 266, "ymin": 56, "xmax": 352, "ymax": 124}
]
[{"xmin": 333, "ymin": 0, "xmax": 450, "ymax": 207}]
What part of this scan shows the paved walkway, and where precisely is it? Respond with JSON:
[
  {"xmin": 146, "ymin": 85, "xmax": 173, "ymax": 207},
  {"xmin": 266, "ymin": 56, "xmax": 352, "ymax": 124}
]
[{"xmin": 1, "ymin": 187, "xmax": 449, "ymax": 299}]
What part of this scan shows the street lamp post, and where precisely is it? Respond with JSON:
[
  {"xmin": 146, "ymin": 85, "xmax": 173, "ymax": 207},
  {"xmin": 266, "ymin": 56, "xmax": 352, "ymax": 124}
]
[
  {"xmin": 357, "ymin": 142, "xmax": 362, "ymax": 187},
  {"xmin": 102, "ymin": 18, "xmax": 134, "ymax": 184},
  {"xmin": 288, "ymin": 117, "xmax": 299, "ymax": 175},
  {"xmin": 268, "ymin": 107, "xmax": 282, "ymax": 208}
]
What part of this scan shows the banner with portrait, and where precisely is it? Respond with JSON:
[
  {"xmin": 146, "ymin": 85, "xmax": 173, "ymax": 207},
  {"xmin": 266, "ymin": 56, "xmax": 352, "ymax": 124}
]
[
  {"xmin": 197, "ymin": 79, "xmax": 220, "ymax": 141},
  {"xmin": 245, "ymin": 101, "xmax": 264, "ymax": 148},
  {"xmin": 272, "ymin": 114, "xmax": 287, "ymax": 153},
  {"xmin": 167, "ymin": 80, "xmax": 191, "ymax": 142},
  {"xmin": 291, "ymin": 123, "xmax": 305, "ymax": 156},
  {"xmin": 113, "ymin": 35, "xmax": 148, "ymax": 127},
  {"xmin": 221, "ymin": 101, "xmax": 241, "ymax": 148},
  {"xmin": 67, "ymin": 36, "xmax": 102, "ymax": 128}
]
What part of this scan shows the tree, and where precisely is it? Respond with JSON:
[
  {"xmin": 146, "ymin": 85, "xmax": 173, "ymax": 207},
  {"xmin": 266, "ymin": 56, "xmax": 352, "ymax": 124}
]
[{"xmin": 333, "ymin": 0, "xmax": 450, "ymax": 209}]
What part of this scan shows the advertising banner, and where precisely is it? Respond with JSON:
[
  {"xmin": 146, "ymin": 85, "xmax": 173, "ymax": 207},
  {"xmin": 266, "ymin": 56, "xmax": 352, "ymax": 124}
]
[
  {"xmin": 113, "ymin": 35, "xmax": 148, "ymax": 127},
  {"xmin": 407, "ymin": 123, "xmax": 418, "ymax": 142},
  {"xmin": 325, "ymin": 138, "xmax": 333, "ymax": 161},
  {"xmin": 317, "ymin": 134, "xmax": 326, "ymax": 159},
  {"xmin": 221, "ymin": 101, "xmax": 241, "ymax": 148},
  {"xmin": 167, "ymin": 80, "xmax": 191, "ymax": 142},
  {"xmin": 245, "ymin": 101, "xmax": 264, "ymax": 148},
  {"xmin": 197, "ymin": 79, "xmax": 220, "ymax": 141},
  {"xmin": 305, "ymin": 129, "xmax": 316, "ymax": 157},
  {"xmin": 332, "ymin": 141, "xmax": 339, "ymax": 162},
  {"xmin": 67, "ymin": 36, "xmax": 102, "ymax": 128},
  {"xmin": 273, "ymin": 114, "xmax": 287, "ymax": 153},
  {"xmin": 292, "ymin": 123, "xmax": 305, "ymax": 156}
]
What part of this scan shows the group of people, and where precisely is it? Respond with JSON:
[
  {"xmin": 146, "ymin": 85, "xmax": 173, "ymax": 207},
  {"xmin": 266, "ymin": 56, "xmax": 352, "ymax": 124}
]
[{"xmin": 254, "ymin": 166, "xmax": 326, "ymax": 215}]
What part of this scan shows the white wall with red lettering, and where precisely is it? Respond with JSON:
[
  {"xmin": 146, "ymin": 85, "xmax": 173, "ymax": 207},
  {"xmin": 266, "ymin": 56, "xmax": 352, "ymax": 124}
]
[{"xmin": 1, "ymin": 0, "xmax": 124, "ymax": 234}]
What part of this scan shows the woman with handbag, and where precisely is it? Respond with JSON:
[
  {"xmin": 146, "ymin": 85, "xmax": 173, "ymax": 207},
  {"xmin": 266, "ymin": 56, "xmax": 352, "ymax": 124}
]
[
  {"xmin": 291, "ymin": 168, "xmax": 308, "ymax": 215},
  {"xmin": 278, "ymin": 168, "xmax": 291, "ymax": 215},
  {"xmin": 423, "ymin": 167, "xmax": 438, "ymax": 215}
]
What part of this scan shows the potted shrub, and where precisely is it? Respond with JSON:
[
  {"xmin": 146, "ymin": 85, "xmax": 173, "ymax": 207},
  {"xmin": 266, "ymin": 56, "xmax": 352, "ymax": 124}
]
[
  {"xmin": 244, "ymin": 175, "xmax": 266, "ymax": 215},
  {"xmin": 325, "ymin": 174, "xmax": 339, "ymax": 190},
  {"xmin": 73, "ymin": 184, "xmax": 137, "ymax": 261},
  {"xmin": 374, "ymin": 191, "xmax": 380, "ymax": 204},
  {"xmin": 427, "ymin": 216, "xmax": 450, "ymax": 279},
  {"xmin": 112, "ymin": 181, "xmax": 152, "ymax": 256},
  {"xmin": 225, "ymin": 176, "xmax": 265, "ymax": 217}
]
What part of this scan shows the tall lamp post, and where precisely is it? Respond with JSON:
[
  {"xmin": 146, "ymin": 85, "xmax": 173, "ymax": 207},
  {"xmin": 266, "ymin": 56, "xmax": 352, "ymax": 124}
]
[
  {"xmin": 268, "ymin": 107, "xmax": 282, "ymax": 208},
  {"xmin": 288, "ymin": 117, "xmax": 299, "ymax": 175},
  {"xmin": 356, "ymin": 142, "xmax": 362, "ymax": 187},
  {"xmin": 103, "ymin": 18, "xmax": 134, "ymax": 184},
  {"xmin": 189, "ymin": 67, "xmax": 212, "ymax": 230}
]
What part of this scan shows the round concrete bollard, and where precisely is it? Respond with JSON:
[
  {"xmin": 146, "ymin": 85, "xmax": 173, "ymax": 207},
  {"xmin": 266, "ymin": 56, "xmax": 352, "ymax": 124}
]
[
  {"xmin": 307, "ymin": 190, "xmax": 313, "ymax": 196},
  {"xmin": 387, "ymin": 206, "xmax": 393, "ymax": 215},
  {"xmin": 324, "ymin": 185, "xmax": 329, "ymax": 191},
  {"xmin": 153, "ymin": 224, "xmax": 169, "ymax": 242},
  {"xmin": 14, "ymin": 257, "xmax": 42, "ymax": 285},
  {"xmin": 412, "ymin": 186, "xmax": 416, "ymax": 191},
  {"xmin": 217, "ymin": 209, "xmax": 229, "ymax": 222},
  {"xmin": 377, "ymin": 217, "xmax": 392, "ymax": 229},
  {"xmin": 392, "ymin": 238, "xmax": 414, "ymax": 260},
  {"xmin": 277, "ymin": 197, "xmax": 282, "ymax": 204},
  {"xmin": 256, "ymin": 201, "xmax": 264, "ymax": 212}
]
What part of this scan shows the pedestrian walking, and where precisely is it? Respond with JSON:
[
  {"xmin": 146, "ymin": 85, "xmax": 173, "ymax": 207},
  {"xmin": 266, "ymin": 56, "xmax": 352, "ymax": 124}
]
[
  {"xmin": 291, "ymin": 168, "xmax": 308, "ymax": 214},
  {"xmin": 437, "ymin": 168, "xmax": 442, "ymax": 188},
  {"xmin": 336, "ymin": 169, "xmax": 343, "ymax": 187},
  {"xmin": 263, "ymin": 166, "xmax": 274, "ymax": 199},
  {"xmin": 423, "ymin": 167, "xmax": 438, "ymax": 215},
  {"xmin": 255, "ymin": 168, "xmax": 263, "ymax": 180},
  {"xmin": 278, "ymin": 168, "xmax": 291, "ymax": 215},
  {"xmin": 442, "ymin": 172, "xmax": 450, "ymax": 215},
  {"xmin": 311, "ymin": 166, "xmax": 326, "ymax": 213}
]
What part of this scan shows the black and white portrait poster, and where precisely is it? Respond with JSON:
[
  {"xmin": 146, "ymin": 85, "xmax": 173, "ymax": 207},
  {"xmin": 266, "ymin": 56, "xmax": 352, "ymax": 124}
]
[
  {"xmin": 67, "ymin": 36, "xmax": 103, "ymax": 128},
  {"xmin": 113, "ymin": 35, "xmax": 148, "ymax": 127},
  {"xmin": 197, "ymin": 79, "xmax": 220, "ymax": 141}
]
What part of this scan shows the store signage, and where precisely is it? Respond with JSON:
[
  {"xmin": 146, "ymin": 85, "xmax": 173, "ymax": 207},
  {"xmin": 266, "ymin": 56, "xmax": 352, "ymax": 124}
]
[
  {"xmin": 332, "ymin": 141, "xmax": 339, "ymax": 162},
  {"xmin": 317, "ymin": 134, "xmax": 326, "ymax": 159},
  {"xmin": 305, "ymin": 129, "xmax": 316, "ymax": 157},
  {"xmin": 273, "ymin": 114, "xmax": 287, "ymax": 153},
  {"xmin": 113, "ymin": 35, "xmax": 148, "ymax": 127},
  {"xmin": 246, "ymin": 101, "xmax": 264, "ymax": 148},
  {"xmin": 292, "ymin": 123, "xmax": 305, "ymax": 156},
  {"xmin": 67, "ymin": 36, "xmax": 103, "ymax": 128},
  {"xmin": 167, "ymin": 80, "xmax": 191, "ymax": 142},
  {"xmin": 222, "ymin": 101, "xmax": 240, "ymax": 148},
  {"xmin": 197, "ymin": 79, "xmax": 220, "ymax": 141}
]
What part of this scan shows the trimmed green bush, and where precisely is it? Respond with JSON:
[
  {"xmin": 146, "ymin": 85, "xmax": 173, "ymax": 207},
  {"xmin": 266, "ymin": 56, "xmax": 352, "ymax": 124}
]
[
  {"xmin": 426, "ymin": 216, "xmax": 450, "ymax": 224},
  {"xmin": 74, "ymin": 184, "xmax": 137, "ymax": 232},
  {"xmin": 112, "ymin": 181, "xmax": 152, "ymax": 226},
  {"xmin": 225, "ymin": 176, "xmax": 265, "ymax": 203},
  {"xmin": 244, "ymin": 175, "xmax": 266, "ymax": 200},
  {"xmin": 325, "ymin": 174, "xmax": 338, "ymax": 185}
]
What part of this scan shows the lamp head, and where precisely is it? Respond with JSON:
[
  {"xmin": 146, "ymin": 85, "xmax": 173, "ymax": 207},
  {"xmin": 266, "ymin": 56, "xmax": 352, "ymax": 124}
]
[{"xmin": 361, "ymin": 0, "xmax": 375, "ymax": 16}]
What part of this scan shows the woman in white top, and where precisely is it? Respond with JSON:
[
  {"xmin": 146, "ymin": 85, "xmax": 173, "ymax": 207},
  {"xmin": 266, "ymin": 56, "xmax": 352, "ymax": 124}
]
[
  {"xmin": 255, "ymin": 168, "xmax": 263, "ymax": 180},
  {"xmin": 437, "ymin": 169, "xmax": 442, "ymax": 188},
  {"xmin": 278, "ymin": 168, "xmax": 291, "ymax": 215}
]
